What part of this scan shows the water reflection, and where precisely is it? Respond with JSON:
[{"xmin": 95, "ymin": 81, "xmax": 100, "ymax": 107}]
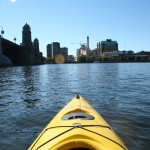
[
  {"xmin": 0, "ymin": 63, "xmax": 150, "ymax": 149},
  {"xmin": 21, "ymin": 66, "xmax": 38, "ymax": 108}
]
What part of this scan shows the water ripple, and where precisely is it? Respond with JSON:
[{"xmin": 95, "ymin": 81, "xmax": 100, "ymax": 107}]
[{"xmin": 0, "ymin": 63, "xmax": 150, "ymax": 150}]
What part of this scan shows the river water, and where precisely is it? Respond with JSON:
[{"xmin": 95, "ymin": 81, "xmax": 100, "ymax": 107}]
[{"xmin": 0, "ymin": 63, "xmax": 150, "ymax": 150}]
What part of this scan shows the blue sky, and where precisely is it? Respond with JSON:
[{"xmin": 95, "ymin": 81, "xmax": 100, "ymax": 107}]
[{"xmin": 0, "ymin": 0, "xmax": 150, "ymax": 57}]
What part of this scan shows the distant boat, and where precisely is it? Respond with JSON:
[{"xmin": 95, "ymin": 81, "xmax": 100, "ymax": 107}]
[{"xmin": 93, "ymin": 61, "xmax": 100, "ymax": 63}]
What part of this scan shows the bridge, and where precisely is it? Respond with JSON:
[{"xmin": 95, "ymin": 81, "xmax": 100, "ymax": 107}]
[
  {"xmin": 2, "ymin": 37, "xmax": 21, "ymax": 65},
  {"xmin": 0, "ymin": 37, "xmax": 44, "ymax": 66}
]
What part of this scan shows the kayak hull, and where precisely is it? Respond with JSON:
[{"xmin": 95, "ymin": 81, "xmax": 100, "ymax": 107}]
[{"xmin": 29, "ymin": 95, "xmax": 127, "ymax": 150}]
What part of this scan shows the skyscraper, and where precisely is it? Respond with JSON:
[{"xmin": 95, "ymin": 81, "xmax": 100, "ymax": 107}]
[
  {"xmin": 60, "ymin": 47, "xmax": 68, "ymax": 62},
  {"xmin": 51, "ymin": 42, "xmax": 60, "ymax": 58},
  {"xmin": 47, "ymin": 44, "xmax": 52, "ymax": 58}
]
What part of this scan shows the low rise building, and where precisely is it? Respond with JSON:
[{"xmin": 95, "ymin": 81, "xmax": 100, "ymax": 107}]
[{"xmin": 101, "ymin": 39, "xmax": 118, "ymax": 55}]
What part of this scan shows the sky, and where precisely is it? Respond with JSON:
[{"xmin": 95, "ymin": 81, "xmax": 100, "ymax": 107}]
[{"xmin": 0, "ymin": 0, "xmax": 150, "ymax": 57}]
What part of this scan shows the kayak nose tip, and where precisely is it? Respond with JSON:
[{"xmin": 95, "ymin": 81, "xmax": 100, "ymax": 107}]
[{"xmin": 76, "ymin": 95, "xmax": 80, "ymax": 99}]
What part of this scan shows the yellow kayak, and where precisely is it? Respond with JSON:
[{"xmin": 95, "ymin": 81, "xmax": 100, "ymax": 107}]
[{"xmin": 29, "ymin": 95, "xmax": 128, "ymax": 150}]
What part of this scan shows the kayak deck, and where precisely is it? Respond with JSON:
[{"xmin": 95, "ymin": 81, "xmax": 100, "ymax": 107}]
[{"xmin": 29, "ymin": 95, "xmax": 128, "ymax": 150}]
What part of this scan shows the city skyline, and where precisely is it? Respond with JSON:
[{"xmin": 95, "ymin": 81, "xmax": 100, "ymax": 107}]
[{"xmin": 0, "ymin": 0, "xmax": 150, "ymax": 57}]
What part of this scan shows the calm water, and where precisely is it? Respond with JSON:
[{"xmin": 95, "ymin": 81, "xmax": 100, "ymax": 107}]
[{"xmin": 0, "ymin": 63, "xmax": 150, "ymax": 150}]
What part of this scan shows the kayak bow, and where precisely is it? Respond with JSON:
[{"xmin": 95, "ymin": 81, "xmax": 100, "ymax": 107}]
[{"xmin": 29, "ymin": 95, "xmax": 128, "ymax": 150}]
